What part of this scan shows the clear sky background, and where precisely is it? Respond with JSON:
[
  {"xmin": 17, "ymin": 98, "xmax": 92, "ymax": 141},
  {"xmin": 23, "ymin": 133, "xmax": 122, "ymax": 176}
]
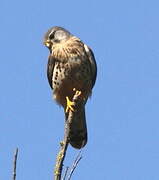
[{"xmin": 1, "ymin": 0, "xmax": 159, "ymax": 179}]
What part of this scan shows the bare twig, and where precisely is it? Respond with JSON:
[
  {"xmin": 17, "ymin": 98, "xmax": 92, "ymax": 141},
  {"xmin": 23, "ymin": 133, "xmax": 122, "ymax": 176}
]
[
  {"xmin": 12, "ymin": 148, "xmax": 18, "ymax": 180},
  {"xmin": 62, "ymin": 166, "xmax": 69, "ymax": 180},
  {"xmin": 54, "ymin": 90, "xmax": 82, "ymax": 180},
  {"xmin": 67, "ymin": 150, "xmax": 82, "ymax": 180}
]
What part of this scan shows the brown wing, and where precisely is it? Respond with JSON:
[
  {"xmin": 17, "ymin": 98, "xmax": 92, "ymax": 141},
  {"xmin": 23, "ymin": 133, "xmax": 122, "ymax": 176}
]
[
  {"xmin": 47, "ymin": 55, "xmax": 55, "ymax": 89},
  {"xmin": 84, "ymin": 44, "xmax": 97, "ymax": 88}
]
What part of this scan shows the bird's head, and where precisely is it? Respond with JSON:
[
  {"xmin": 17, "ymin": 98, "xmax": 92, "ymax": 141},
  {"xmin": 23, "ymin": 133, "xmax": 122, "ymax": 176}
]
[{"xmin": 43, "ymin": 26, "xmax": 71, "ymax": 51}]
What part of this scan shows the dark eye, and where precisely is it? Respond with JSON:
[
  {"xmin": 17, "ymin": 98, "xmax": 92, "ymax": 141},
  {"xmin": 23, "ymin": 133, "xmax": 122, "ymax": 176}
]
[{"xmin": 49, "ymin": 32, "xmax": 55, "ymax": 39}]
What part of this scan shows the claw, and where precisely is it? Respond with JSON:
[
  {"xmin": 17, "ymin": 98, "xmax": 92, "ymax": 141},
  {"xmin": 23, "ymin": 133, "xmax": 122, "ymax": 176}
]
[
  {"xmin": 65, "ymin": 96, "xmax": 75, "ymax": 113},
  {"xmin": 73, "ymin": 88, "xmax": 81, "ymax": 96},
  {"xmin": 65, "ymin": 89, "xmax": 82, "ymax": 113}
]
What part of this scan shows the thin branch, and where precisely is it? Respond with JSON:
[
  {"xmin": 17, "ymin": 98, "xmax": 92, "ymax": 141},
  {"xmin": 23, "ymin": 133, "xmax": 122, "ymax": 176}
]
[
  {"xmin": 62, "ymin": 166, "xmax": 69, "ymax": 180},
  {"xmin": 67, "ymin": 151, "xmax": 82, "ymax": 180},
  {"xmin": 54, "ymin": 90, "xmax": 82, "ymax": 180},
  {"xmin": 12, "ymin": 148, "xmax": 18, "ymax": 180}
]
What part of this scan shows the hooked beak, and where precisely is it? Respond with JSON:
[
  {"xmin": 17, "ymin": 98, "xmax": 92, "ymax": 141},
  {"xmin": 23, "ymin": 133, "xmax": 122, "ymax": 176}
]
[{"xmin": 43, "ymin": 40, "xmax": 52, "ymax": 48}]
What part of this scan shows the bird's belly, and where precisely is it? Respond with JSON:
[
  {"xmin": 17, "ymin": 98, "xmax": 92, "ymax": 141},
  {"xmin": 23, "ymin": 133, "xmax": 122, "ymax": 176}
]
[{"xmin": 52, "ymin": 62, "xmax": 92, "ymax": 107}]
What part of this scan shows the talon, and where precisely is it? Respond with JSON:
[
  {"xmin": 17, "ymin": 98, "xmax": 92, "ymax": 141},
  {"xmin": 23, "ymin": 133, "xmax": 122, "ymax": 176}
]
[
  {"xmin": 66, "ymin": 96, "xmax": 75, "ymax": 113},
  {"xmin": 73, "ymin": 88, "xmax": 81, "ymax": 96},
  {"xmin": 76, "ymin": 90, "xmax": 81, "ymax": 96}
]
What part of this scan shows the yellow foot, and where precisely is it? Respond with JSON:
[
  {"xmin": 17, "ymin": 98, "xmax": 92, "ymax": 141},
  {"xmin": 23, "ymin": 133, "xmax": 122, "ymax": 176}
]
[
  {"xmin": 66, "ymin": 96, "xmax": 75, "ymax": 113},
  {"xmin": 65, "ymin": 89, "xmax": 82, "ymax": 113}
]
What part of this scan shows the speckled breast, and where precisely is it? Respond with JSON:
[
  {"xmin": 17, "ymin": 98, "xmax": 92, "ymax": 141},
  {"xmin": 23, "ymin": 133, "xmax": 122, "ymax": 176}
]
[{"xmin": 52, "ymin": 56, "xmax": 92, "ymax": 107}]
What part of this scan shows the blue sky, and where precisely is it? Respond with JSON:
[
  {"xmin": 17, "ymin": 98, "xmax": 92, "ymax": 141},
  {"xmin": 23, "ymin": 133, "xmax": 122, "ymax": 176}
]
[{"xmin": 1, "ymin": 0, "xmax": 159, "ymax": 179}]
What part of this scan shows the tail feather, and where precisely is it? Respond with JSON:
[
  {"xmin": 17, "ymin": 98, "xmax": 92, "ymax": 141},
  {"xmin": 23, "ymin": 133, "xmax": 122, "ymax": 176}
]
[{"xmin": 65, "ymin": 107, "xmax": 87, "ymax": 149}]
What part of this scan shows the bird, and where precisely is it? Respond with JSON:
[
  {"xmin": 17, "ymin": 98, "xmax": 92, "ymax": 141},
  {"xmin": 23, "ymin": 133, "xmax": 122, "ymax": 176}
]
[{"xmin": 43, "ymin": 26, "xmax": 97, "ymax": 149}]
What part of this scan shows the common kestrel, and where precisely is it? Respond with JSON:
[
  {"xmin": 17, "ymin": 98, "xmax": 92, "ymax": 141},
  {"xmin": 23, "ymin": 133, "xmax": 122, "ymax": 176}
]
[{"xmin": 43, "ymin": 26, "xmax": 97, "ymax": 149}]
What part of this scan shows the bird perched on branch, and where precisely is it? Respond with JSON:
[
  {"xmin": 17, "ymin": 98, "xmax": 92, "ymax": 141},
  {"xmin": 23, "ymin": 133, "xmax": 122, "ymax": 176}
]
[{"xmin": 43, "ymin": 26, "xmax": 97, "ymax": 149}]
